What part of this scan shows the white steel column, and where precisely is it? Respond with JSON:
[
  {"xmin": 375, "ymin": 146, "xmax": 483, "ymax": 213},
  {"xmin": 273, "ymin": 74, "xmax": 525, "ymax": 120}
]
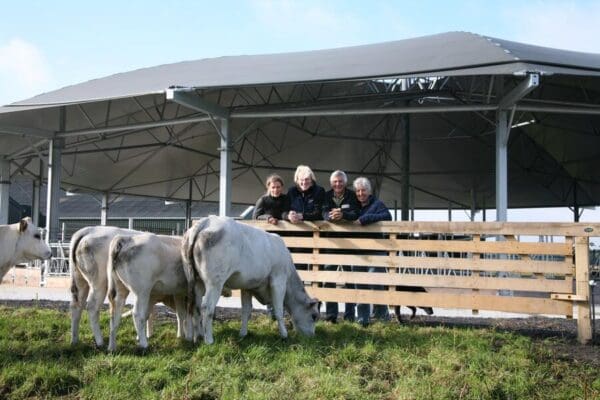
[
  {"xmin": 219, "ymin": 118, "xmax": 231, "ymax": 217},
  {"xmin": 185, "ymin": 179, "xmax": 192, "ymax": 229},
  {"xmin": 45, "ymin": 138, "xmax": 63, "ymax": 242},
  {"xmin": 100, "ymin": 192, "xmax": 108, "ymax": 226},
  {"xmin": 32, "ymin": 179, "xmax": 40, "ymax": 226},
  {"xmin": 0, "ymin": 158, "xmax": 9, "ymax": 225},
  {"xmin": 495, "ymin": 110, "xmax": 509, "ymax": 222}
]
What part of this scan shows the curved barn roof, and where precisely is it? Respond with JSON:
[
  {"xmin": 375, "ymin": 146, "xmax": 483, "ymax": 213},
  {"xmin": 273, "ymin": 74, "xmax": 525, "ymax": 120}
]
[
  {"xmin": 3, "ymin": 31, "xmax": 600, "ymax": 110},
  {"xmin": 1, "ymin": 31, "xmax": 600, "ymax": 213}
]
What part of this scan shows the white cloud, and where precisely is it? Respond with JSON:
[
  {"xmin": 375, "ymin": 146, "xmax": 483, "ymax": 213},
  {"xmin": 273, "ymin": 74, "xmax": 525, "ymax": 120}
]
[
  {"xmin": 0, "ymin": 38, "xmax": 52, "ymax": 104},
  {"xmin": 507, "ymin": 2, "xmax": 600, "ymax": 53}
]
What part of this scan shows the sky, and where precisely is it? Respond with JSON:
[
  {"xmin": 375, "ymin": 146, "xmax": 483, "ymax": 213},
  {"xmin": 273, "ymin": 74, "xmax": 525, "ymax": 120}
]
[{"xmin": 1, "ymin": 0, "xmax": 599, "ymax": 223}]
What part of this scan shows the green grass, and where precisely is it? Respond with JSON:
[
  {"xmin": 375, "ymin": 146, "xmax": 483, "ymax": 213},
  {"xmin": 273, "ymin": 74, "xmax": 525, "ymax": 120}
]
[{"xmin": 0, "ymin": 304, "xmax": 598, "ymax": 400}]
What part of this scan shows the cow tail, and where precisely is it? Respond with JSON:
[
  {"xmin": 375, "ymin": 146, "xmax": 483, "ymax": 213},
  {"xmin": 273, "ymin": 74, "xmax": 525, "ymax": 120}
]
[
  {"xmin": 107, "ymin": 236, "xmax": 128, "ymax": 308},
  {"xmin": 181, "ymin": 218, "xmax": 210, "ymax": 324},
  {"xmin": 69, "ymin": 228, "xmax": 90, "ymax": 304}
]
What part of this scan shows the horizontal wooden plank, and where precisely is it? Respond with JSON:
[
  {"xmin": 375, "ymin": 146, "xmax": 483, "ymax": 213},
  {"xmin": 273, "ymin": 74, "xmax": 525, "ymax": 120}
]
[
  {"xmin": 284, "ymin": 237, "xmax": 572, "ymax": 256},
  {"xmin": 243, "ymin": 220, "xmax": 600, "ymax": 237},
  {"xmin": 305, "ymin": 287, "xmax": 573, "ymax": 316},
  {"xmin": 298, "ymin": 271, "xmax": 573, "ymax": 293},
  {"xmin": 291, "ymin": 253, "xmax": 574, "ymax": 275}
]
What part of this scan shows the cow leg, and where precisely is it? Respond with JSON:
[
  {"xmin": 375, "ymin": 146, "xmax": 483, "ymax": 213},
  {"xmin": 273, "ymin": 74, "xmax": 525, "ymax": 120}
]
[
  {"xmin": 269, "ymin": 276, "xmax": 288, "ymax": 339},
  {"xmin": 133, "ymin": 294, "xmax": 152, "ymax": 349},
  {"xmin": 86, "ymin": 283, "xmax": 108, "ymax": 347},
  {"xmin": 409, "ymin": 306, "xmax": 417, "ymax": 319},
  {"xmin": 239, "ymin": 290, "xmax": 253, "ymax": 338},
  {"xmin": 193, "ymin": 279, "xmax": 206, "ymax": 343},
  {"xmin": 107, "ymin": 281, "xmax": 129, "ymax": 352},
  {"xmin": 171, "ymin": 295, "xmax": 187, "ymax": 339},
  {"xmin": 70, "ymin": 270, "xmax": 89, "ymax": 345},
  {"xmin": 200, "ymin": 286, "xmax": 221, "ymax": 345}
]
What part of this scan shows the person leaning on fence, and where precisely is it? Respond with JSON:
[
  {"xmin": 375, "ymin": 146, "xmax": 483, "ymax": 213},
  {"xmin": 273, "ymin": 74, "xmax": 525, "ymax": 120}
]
[
  {"xmin": 321, "ymin": 170, "xmax": 360, "ymax": 323},
  {"xmin": 352, "ymin": 176, "xmax": 392, "ymax": 327},
  {"xmin": 252, "ymin": 174, "xmax": 291, "ymax": 225},
  {"xmin": 286, "ymin": 165, "xmax": 325, "ymax": 224},
  {"xmin": 285, "ymin": 165, "xmax": 325, "ymax": 272}
]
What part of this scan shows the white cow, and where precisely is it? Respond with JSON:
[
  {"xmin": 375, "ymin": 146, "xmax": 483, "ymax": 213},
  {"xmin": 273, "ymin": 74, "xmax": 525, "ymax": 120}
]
[
  {"xmin": 106, "ymin": 233, "xmax": 191, "ymax": 351},
  {"xmin": 0, "ymin": 217, "xmax": 52, "ymax": 282},
  {"xmin": 69, "ymin": 226, "xmax": 141, "ymax": 347},
  {"xmin": 182, "ymin": 216, "xmax": 320, "ymax": 344}
]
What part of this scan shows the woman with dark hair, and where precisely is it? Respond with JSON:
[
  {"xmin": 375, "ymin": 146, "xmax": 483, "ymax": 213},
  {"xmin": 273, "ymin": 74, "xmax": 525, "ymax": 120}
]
[{"xmin": 253, "ymin": 174, "xmax": 290, "ymax": 225}]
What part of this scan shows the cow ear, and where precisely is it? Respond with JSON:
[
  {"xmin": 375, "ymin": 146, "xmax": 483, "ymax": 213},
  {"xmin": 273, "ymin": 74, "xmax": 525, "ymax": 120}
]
[
  {"xmin": 308, "ymin": 298, "xmax": 320, "ymax": 308},
  {"xmin": 19, "ymin": 218, "xmax": 28, "ymax": 233}
]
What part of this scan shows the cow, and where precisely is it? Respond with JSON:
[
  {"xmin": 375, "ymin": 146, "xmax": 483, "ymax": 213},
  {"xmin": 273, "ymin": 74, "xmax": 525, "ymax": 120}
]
[
  {"xmin": 69, "ymin": 226, "xmax": 140, "ymax": 346},
  {"xmin": 107, "ymin": 233, "xmax": 192, "ymax": 351},
  {"xmin": 181, "ymin": 216, "xmax": 320, "ymax": 345},
  {"xmin": 0, "ymin": 217, "xmax": 52, "ymax": 282},
  {"xmin": 69, "ymin": 226, "xmax": 184, "ymax": 347}
]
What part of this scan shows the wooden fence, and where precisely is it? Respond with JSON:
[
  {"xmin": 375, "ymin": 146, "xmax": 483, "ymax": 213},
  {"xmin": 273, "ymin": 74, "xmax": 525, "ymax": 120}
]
[{"xmin": 244, "ymin": 220, "xmax": 599, "ymax": 344}]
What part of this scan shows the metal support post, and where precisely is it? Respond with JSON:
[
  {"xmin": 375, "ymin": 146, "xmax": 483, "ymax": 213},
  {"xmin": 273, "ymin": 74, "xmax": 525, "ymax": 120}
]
[
  {"xmin": 400, "ymin": 113, "xmax": 410, "ymax": 221},
  {"xmin": 495, "ymin": 110, "xmax": 509, "ymax": 222},
  {"xmin": 101, "ymin": 192, "xmax": 108, "ymax": 226},
  {"xmin": 185, "ymin": 179, "xmax": 193, "ymax": 229},
  {"xmin": 219, "ymin": 118, "xmax": 231, "ymax": 217},
  {"xmin": 45, "ymin": 138, "xmax": 63, "ymax": 242},
  {"xmin": 32, "ymin": 179, "xmax": 40, "ymax": 226},
  {"xmin": 0, "ymin": 158, "xmax": 9, "ymax": 225}
]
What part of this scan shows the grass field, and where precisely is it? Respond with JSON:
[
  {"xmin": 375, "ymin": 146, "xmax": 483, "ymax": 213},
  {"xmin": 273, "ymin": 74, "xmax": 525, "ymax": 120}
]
[{"xmin": 0, "ymin": 303, "xmax": 598, "ymax": 400}]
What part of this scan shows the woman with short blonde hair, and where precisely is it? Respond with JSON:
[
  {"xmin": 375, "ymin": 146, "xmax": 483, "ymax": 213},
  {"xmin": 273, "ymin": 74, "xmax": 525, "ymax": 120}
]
[{"xmin": 286, "ymin": 165, "xmax": 325, "ymax": 224}]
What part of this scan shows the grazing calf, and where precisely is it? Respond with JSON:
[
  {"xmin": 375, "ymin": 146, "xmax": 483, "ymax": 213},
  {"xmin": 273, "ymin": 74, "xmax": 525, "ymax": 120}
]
[
  {"xmin": 182, "ymin": 216, "xmax": 320, "ymax": 344},
  {"xmin": 107, "ymin": 233, "xmax": 191, "ymax": 351},
  {"xmin": 0, "ymin": 217, "xmax": 51, "ymax": 282},
  {"xmin": 394, "ymin": 286, "xmax": 434, "ymax": 321}
]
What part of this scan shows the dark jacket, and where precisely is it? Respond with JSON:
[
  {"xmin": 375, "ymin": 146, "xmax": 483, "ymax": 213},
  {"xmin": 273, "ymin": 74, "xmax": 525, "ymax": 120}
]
[
  {"xmin": 357, "ymin": 195, "xmax": 392, "ymax": 225},
  {"xmin": 287, "ymin": 184, "xmax": 325, "ymax": 221},
  {"xmin": 252, "ymin": 194, "xmax": 290, "ymax": 220},
  {"xmin": 322, "ymin": 188, "xmax": 359, "ymax": 221}
]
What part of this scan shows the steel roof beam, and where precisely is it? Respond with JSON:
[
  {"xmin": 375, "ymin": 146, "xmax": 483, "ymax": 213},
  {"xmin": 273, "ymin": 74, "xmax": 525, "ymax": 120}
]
[
  {"xmin": 498, "ymin": 73, "xmax": 539, "ymax": 110},
  {"xmin": 166, "ymin": 88, "xmax": 229, "ymax": 119},
  {"xmin": 0, "ymin": 125, "xmax": 54, "ymax": 139}
]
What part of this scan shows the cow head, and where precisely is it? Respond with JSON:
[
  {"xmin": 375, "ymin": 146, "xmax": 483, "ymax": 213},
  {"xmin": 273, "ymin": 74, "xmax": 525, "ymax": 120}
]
[
  {"xmin": 17, "ymin": 217, "xmax": 52, "ymax": 262},
  {"xmin": 290, "ymin": 297, "xmax": 320, "ymax": 336}
]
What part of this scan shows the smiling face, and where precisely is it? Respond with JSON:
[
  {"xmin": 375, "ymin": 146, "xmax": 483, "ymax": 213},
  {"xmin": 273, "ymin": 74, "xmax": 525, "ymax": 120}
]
[
  {"xmin": 297, "ymin": 175, "xmax": 313, "ymax": 192},
  {"xmin": 355, "ymin": 185, "xmax": 370, "ymax": 206},
  {"xmin": 268, "ymin": 180, "xmax": 283, "ymax": 197},
  {"xmin": 330, "ymin": 175, "xmax": 346, "ymax": 196}
]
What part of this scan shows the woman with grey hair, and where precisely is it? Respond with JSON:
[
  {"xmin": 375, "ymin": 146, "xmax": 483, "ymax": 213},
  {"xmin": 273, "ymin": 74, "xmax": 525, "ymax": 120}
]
[{"xmin": 353, "ymin": 176, "xmax": 392, "ymax": 327}]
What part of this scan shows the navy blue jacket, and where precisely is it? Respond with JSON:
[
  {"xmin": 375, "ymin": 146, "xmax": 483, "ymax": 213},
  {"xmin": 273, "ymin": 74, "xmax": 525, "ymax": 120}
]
[
  {"xmin": 322, "ymin": 188, "xmax": 359, "ymax": 221},
  {"xmin": 287, "ymin": 184, "xmax": 325, "ymax": 221},
  {"xmin": 357, "ymin": 195, "xmax": 392, "ymax": 225}
]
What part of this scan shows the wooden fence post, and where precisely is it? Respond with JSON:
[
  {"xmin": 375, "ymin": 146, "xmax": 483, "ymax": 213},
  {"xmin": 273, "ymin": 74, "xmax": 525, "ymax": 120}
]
[{"xmin": 574, "ymin": 236, "xmax": 592, "ymax": 344}]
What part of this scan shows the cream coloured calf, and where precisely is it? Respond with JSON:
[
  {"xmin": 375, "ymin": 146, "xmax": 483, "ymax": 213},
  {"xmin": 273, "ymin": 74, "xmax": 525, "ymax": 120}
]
[
  {"xmin": 0, "ymin": 217, "xmax": 51, "ymax": 282},
  {"xmin": 107, "ymin": 233, "xmax": 191, "ymax": 351},
  {"xmin": 182, "ymin": 216, "xmax": 320, "ymax": 345}
]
